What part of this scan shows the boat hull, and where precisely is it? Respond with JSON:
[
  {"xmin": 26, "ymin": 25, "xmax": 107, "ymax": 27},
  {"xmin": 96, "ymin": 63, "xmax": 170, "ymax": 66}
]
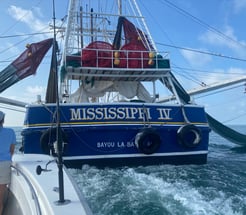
[
  {"xmin": 7, "ymin": 154, "xmax": 92, "ymax": 215},
  {"xmin": 22, "ymin": 103, "xmax": 210, "ymax": 168}
]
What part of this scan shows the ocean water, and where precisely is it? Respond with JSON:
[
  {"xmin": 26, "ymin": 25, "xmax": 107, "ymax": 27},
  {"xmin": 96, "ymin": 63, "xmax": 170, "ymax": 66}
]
[{"xmin": 14, "ymin": 126, "xmax": 246, "ymax": 215}]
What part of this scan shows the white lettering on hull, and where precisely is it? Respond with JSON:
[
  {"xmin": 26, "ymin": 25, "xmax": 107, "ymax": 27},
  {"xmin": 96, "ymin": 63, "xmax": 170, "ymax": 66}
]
[
  {"xmin": 96, "ymin": 141, "xmax": 136, "ymax": 148},
  {"xmin": 70, "ymin": 107, "xmax": 172, "ymax": 121}
]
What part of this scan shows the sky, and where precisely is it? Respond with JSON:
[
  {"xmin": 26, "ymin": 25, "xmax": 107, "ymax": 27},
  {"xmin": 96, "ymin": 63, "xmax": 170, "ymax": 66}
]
[{"xmin": 1, "ymin": 0, "xmax": 246, "ymax": 126}]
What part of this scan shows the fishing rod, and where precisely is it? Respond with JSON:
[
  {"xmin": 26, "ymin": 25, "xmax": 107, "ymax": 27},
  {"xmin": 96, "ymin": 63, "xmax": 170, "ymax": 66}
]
[{"xmin": 52, "ymin": 0, "xmax": 70, "ymax": 205}]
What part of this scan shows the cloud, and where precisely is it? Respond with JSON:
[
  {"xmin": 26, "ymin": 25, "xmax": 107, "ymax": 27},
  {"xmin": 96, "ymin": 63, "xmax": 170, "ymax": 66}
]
[
  {"xmin": 24, "ymin": 85, "xmax": 46, "ymax": 102},
  {"xmin": 7, "ymin": 5, "xmax": 50, "ymax": 39},
  {"xmin": 204, "ymin": 67, "xmax": 246, "ymax": 85},
  {"xmin": 199, "ymin": 25, "xmax": 246, "ymax": 58},
  {"xmin": 26, "ymin": 85, "xmax": 46, "ymax": 95},
  {"xmin": 180, "ymin": 48, "xmax": 212, "ymax": 67},
  {"xmin": 233, "ymin": 0, "xmax": 246, "ymax": 13},
  {"xmin": 200, "ymin": 26, "xmax": 234, "ymax": 46},
  {"xmin": 32, "ymin": 6, "xmax": 44, "ymax": 18}
]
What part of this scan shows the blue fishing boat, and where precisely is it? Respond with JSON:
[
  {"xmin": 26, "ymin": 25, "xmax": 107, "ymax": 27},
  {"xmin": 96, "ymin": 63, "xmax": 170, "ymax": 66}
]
[{"xmin": 19, "ymin": 0, "xmax": 210, "ymax": 168}]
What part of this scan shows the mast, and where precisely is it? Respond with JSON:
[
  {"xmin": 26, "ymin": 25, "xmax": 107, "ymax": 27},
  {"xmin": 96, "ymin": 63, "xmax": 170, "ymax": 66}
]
[
  {"xmin": 118, "ymin": 0, "xmax": 122, "ymax": 15},
  {"xmin": 80, "ymin": 6, "xmax": 84, "ymax": 48},
  {"xmin": 90, "ymin": 8, "xmax": 94, "ymax": 42},
  {"xmin": 60, "ymin": 0, "xmax": 78, "ymax": 101},
  {"xmin": 132, "ymin": 0, "xmax": 157, "ymax": 51}
]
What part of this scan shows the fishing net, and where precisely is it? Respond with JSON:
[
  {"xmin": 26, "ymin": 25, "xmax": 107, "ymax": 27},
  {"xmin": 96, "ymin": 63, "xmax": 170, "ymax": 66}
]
[{"xmin": 81, "ymin": 41, "xmax": 113, "ymax": 68}]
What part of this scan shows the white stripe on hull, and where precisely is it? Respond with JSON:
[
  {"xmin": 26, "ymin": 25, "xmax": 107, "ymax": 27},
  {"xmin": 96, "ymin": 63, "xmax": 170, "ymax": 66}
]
[{"xmin": 63, "ymin": 150, "xmax": 208, "ymax": 160}]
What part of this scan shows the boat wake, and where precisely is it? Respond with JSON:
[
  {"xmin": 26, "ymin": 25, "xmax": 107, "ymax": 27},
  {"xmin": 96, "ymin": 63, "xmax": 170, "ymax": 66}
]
[{"xmin": 69, "ymin": 159, "xmax": 246, "ymax": 215}]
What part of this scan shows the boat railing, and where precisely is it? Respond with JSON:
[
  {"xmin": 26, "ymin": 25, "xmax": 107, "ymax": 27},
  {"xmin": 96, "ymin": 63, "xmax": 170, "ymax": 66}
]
[
  {"xmin": 65, "ymin": 48, "xmax": 170, "ymax": 70},
  {"xmin": 64, "ymin": 48, "xmax": 171, "ymax": 81},
  {"xmin": 11, "ymin": 165, "xmax": 42, "ymax": 215}
]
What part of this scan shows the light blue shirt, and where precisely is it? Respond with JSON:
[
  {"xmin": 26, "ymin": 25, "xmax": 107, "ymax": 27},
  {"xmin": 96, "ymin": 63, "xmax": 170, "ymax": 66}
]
[{"xmin": 0, "ymin": 127, "xmax": 16, "ymax": 161}]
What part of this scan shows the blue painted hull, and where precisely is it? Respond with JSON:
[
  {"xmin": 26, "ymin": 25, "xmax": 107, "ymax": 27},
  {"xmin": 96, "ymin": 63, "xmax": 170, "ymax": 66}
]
[{"xmin": 21, "ymin": 103, "xmax": 210, "ymax": 168}]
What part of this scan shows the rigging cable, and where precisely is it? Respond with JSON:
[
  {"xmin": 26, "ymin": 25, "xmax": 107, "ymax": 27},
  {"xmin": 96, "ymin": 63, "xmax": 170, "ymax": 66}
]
[
  {"xmin": 156, "ymin": 42, "xmax": 246, "ymax": 62},
  {"xmin": 138, "ymin": 1, "xmax": 206, "ymax": 85},
  {"xmin": 223, "ymin": 112, "xmax": 246, "ymax": 124},
  {"xmin": 140, "ymin": 0, "xmax": 246, "ymax": 91},
  {"xmin": 161, "ymin": 0, "xmax": 246, "ymax": 50},
  {"xmin": 0, "ymin": 26, "xmax": 52, "ymax": 56},
  {"xmin": 0, "ymin": 0, "xmax": 43, "ymax": 36},
  {"xmin": 0, "ymin": 32, "xmax": 52, "ymax": 39}
]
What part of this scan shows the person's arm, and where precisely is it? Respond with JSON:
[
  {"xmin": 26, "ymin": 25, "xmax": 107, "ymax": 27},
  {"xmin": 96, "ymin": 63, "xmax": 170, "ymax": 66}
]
[{"xmin": 10, "ymin": 144, "xmax": 15, "ymax": 157}]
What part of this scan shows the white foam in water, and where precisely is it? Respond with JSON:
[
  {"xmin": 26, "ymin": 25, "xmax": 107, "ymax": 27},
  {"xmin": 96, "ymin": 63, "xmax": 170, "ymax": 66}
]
[{"xmin": 69, "ymin": 164, "xmax": 245, "ymax": 215}]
